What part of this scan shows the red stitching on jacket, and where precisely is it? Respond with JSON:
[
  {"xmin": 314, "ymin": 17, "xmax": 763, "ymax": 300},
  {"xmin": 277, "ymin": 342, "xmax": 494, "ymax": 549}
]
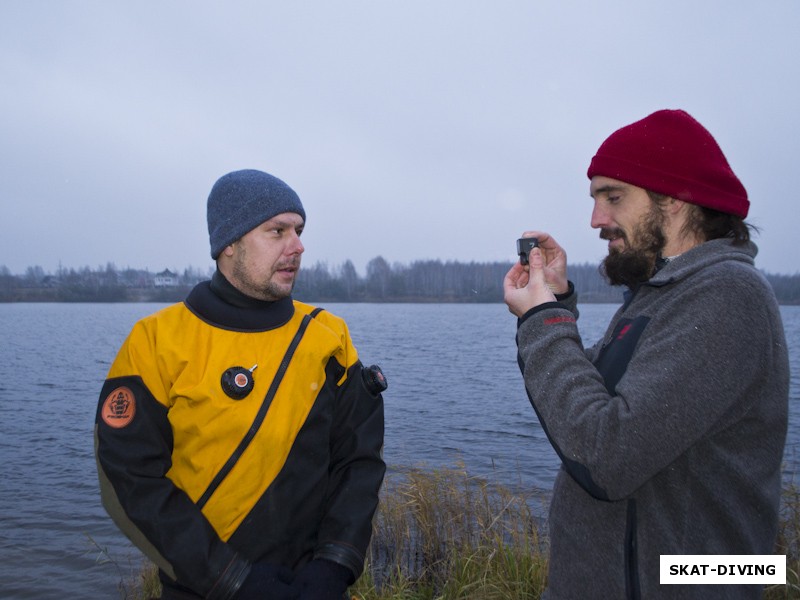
[{"xmin": 544, "ymin": 316, "xmax": 576, "ymax": 325}]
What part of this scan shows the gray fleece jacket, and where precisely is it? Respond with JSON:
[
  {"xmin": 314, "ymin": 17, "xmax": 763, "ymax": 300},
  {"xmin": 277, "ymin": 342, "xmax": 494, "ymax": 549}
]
[{"xmin": 516, "ymin": 239, "xmax": 789, "ymax": 599}]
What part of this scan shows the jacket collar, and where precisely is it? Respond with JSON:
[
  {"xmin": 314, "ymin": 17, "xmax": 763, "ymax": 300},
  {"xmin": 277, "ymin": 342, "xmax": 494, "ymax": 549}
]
[
  {"xmin": 184, "ymin": 270, "xmax": 295, "ymax": 331},
  {"xmin": 648, "ymin": 238, "xmax": 757, "ymax": 286},
  {"xmin": 622, "ymin": 239, "xmax": 757, "ymax": 307}
]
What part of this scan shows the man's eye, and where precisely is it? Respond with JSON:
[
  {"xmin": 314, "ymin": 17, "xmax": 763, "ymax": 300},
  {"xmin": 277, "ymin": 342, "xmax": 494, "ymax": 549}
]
[{"xmin": 608, "ymin": 196, "xmax": 621, "ymax": 204}]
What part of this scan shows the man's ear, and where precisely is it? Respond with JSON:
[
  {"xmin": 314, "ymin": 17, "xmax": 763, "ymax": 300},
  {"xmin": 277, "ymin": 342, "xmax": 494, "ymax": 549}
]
[{"xmin": 665, "ymin": 196, "xmax": 688, "ymax": 214}]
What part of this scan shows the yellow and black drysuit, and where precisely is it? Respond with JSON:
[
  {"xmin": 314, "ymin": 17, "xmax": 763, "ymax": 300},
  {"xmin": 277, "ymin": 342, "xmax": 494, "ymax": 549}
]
[{"xmin": 94, "ymin": 273, "xmax": 386, "ymax": 598}]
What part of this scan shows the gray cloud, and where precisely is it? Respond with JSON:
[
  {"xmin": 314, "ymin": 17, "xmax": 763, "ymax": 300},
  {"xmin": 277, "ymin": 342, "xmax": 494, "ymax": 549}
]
[{"xmin": 1, "ymin": 1, "xmax": 798, "ymax": 275}]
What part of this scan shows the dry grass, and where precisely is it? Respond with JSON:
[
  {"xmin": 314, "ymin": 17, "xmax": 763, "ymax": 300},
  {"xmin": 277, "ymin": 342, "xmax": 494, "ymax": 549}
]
[
  {"xmin": 352, "ymin": 464, "xmax": 548, "ymax": 599},
  {"xmin": 764, "ymin": 480, "xmax": 800, "ymax": 599}
]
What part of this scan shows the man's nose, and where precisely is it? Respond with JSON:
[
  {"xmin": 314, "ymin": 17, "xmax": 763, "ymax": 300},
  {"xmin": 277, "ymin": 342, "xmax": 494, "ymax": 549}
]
[
  {"xmin": 290, "ymin": 235, "xmax": 304, "ymax": 255},
  {"xmin": 590, "ymin": 201, "xmax": 608, "ymax": 229}
]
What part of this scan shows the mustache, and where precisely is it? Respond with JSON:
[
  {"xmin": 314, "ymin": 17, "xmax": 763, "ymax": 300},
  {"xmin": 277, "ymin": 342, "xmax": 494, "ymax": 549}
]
[
  {"xmin": 276, "ymin": 258, "xmax": 301, "ymax": 271},
  {"xmin": 599, "ymin": 228, "xmax": 625, "ymax": 241}
]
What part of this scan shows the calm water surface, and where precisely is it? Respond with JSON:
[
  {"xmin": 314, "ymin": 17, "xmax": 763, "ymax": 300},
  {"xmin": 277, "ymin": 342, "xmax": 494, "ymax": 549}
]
[{"xmin": 1, "ymin": 302, "xmax": 798, "ymax": 598}]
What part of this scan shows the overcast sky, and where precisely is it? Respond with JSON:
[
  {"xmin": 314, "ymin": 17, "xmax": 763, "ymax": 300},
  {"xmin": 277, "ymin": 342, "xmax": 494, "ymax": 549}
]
[{"xmin": 2, "ymin": 1, "xmax": 798, "ymax": 277}]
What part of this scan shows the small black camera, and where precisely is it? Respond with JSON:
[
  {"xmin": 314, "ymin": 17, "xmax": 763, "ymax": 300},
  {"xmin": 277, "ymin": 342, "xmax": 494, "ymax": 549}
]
[{"xmin": 516, "ymin": 237, "xmax": 539, "ymax": 265}]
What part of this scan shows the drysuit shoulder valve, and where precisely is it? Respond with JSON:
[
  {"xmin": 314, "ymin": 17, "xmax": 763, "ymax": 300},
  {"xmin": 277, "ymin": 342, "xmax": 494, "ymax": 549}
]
[{"xmin": 362, "ymin": 364, "xmax": 388, "ymax": 395}]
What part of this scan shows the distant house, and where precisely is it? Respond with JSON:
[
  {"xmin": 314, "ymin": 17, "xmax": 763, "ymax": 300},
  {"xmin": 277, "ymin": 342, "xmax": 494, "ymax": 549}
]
[
  {"xmin": 40, "ymin": 275, "xmax": 62, "ymax": 288},
  {"xmin": 154, "ymin": 269, "xmax": 179, "ymax": 287}
]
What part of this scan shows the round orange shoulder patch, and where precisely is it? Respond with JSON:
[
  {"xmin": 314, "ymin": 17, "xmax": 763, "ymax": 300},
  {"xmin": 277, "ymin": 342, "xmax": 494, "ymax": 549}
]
[{"xmin": 101, "ymin": 386, "xmax": 136, "ymax": 428}]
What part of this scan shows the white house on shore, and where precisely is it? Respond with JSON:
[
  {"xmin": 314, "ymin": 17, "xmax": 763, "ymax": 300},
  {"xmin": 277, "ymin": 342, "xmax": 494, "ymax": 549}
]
[{"xmin": 154, "ymin": 269, "xmax": 178, "ymax": 287}]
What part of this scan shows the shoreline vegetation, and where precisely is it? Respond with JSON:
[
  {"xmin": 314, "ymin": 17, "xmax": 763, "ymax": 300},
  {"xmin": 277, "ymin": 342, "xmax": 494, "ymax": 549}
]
[
  {"xmin": 116, "ymin": 465, "xmax": 800, "ymax": 599},
  {"xmin": 3, "ymin": 258, "xmax": 800, "ymax": 304}
]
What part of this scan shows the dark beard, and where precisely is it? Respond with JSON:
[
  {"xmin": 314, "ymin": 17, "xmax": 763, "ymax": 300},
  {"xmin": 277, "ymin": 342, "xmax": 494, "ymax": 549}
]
[{"xmin": 600, "ymin": 205, "xmax": 667, "ymax": 288}]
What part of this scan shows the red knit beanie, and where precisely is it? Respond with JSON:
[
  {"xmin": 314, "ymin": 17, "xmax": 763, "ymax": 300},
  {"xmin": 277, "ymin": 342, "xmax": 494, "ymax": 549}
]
[{"xmin": 587, "ymin": 109, "xmax": 749, "ymax": 218}]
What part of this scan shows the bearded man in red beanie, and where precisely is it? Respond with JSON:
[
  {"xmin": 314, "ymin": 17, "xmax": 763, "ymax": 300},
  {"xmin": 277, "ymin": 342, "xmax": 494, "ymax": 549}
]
[{"xmin": 504, "ymin": 110, "xmax": 789, "ymax": 599}]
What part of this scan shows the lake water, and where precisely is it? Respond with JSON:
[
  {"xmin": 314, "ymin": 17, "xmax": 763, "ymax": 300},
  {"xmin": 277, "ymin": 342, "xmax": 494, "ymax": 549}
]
[{"xmin": 1, "ymin": 302, "xmax": 798, "ymax": 598}]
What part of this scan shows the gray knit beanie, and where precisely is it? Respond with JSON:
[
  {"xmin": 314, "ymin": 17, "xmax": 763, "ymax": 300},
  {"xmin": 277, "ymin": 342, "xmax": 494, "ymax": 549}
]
[{"xmin": 207, "ymin": 169, "xmax": 306, "ymax": 259}]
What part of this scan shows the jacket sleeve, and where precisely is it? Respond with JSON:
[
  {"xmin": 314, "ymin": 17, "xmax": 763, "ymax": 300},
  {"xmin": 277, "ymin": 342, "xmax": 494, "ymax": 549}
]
[
  {"xmin": 313, "ymin": 359, "xmax": 386, "ymax": 580},
  {"xmin": 94, "ymin": 329, "xmax": 250, "ymax": 599},
  {"xmin": 515, "ymin": 268, "xmax": 786, "ymax": 501}
]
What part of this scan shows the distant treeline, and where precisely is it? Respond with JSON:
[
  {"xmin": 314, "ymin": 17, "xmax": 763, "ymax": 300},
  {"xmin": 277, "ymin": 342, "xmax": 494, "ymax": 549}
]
[{"xmin": 1, "ymin": 258, "xmax": 799, "ymax": 304}]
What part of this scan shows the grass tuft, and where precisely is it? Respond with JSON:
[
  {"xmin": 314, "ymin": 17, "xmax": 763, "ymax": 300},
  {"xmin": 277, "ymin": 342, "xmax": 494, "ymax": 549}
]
[{"xmin": 353, "ymin": 464, "xmax": 548, "ymax": 599}]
